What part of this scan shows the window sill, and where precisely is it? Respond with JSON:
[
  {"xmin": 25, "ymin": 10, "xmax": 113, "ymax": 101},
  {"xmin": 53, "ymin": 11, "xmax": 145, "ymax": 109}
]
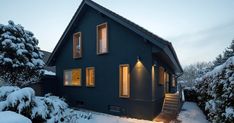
[
  {"xmin": 64, "ymin": 85, "xmax": 82, "ymax": 87},
  {"xmin": 119, "ymin": 95, "xmax": 130, "ymax": 98},
  {"xmin": 86, "ymin": 85, "xmax": 95, "ymax": 88},
  {"xmin": 73, "ymin": 57, "xmax": 82, "ymax": 59},
  {"xmin": 97, "ymin": 52, "xmax": 108, "ymax": 55}
]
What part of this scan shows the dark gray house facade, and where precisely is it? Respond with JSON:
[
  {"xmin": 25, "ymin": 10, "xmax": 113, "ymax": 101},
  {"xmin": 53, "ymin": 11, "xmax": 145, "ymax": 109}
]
[{"xmin": 47, "ymin": 0, "xmax": 183, "ymax": 120}]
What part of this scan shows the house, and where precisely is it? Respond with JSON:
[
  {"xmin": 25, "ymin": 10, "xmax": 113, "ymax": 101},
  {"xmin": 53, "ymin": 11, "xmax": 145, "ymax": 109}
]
[{"xmin": 47, "ymin": 0, "xmax": 183, "ymax": 120}]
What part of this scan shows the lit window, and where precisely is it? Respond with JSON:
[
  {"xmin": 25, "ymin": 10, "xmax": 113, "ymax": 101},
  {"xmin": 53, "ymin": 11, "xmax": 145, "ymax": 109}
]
[
  {"xmin": 159, "ymin": 66, "xmax": 165, "ymax": 85},
  {"xmin": 73, "ymin": 32, "xmax": 82, "ymax": 58},
  {"xmin": 64, "ymin": 69, "xmax": 82, "ymax": 86},
  {"xmin": 97, "ymin": 23, "xmax": 108, "ymax": 54},
  {"xmin": 119, "ymin": 64, "xmax": 130, "ymax": 98},
  {"xmin": 164, "ymin": 72, "xmax": 169, "ymax": 82},
  {"xmin": 172, "ymin": 75, "xmax": 176, "ymax": 87},
  {"xmin": 86, "ymin": 67, "xmax": 95, "ymax": 87}
]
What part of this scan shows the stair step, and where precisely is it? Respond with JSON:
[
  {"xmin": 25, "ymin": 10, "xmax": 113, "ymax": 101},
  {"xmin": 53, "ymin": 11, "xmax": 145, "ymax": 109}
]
[
  {"xmin": 165, "ymin": 96, "xmax": 179, "ymax": 98},
  {"xmin": 165, "ymin": 99, "xmax": 178, "ymax": 102},
  {"xmin": 163, "ymin": 106, "xmax": 178, "ymax": 111},
  {"xmin": 165, "ymin": 95, "xmax": 179, "ymax": 98},
  {"xmin": 163, "ymin": 103, "xmax": 178, "ymax": 107},
  {"xmin": 162, "ymin": 110, "xmax": 176, "ymax": 114},
  {"xmin": 165, "ymin": 98, "xmax": 179, "ymax": 101},
  {"xmin": 165, "ymin": 97, "xmax": 179, "ymax": 99},
  {"xmin": 165, "ymin": 95, "xmax": 179, "ymax": 97},
  {"xmin": 165, "ymin": 94, "xmax": 179, "ymax": 96}
]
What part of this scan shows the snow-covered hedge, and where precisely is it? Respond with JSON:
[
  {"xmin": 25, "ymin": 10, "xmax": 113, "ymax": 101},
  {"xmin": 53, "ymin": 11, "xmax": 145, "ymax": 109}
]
[
  {"xmin": 0, "ymin": 86, "xmax": 68, "ymax": 122},
  {"xmin": 196, "ymin": 57, "xmax": 234, "ymax": 122}
]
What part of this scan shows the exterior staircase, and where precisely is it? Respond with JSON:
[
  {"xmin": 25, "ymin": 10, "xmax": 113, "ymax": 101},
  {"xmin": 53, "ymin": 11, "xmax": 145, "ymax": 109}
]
[
  {"xmin": 162, "ymin": 93, "xmax": 180, "ymax": 114},
  {"xmin": 154, "ymin": 93, "xmax": 181, "ymax": 123}
]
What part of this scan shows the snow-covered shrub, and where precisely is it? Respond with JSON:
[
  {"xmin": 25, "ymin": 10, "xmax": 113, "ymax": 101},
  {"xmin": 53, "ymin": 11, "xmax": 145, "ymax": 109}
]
[
  {"xmin": 0, "ymin": 20, "xmax": 44, "ymax": 86},
  {"xmin": 42, "ymin": 94, "xmax": 68, "ymax": 122},
  {"xmin": 196, "ymin": 57, "xmax": 234, "ymax": 122},
  {"xmin": 0, "ymin": 86, "xmax": 20, "ymax": 101},
  {"xmin": 0, "ymin": 86, "xmax": 71, "ymax": 123}
]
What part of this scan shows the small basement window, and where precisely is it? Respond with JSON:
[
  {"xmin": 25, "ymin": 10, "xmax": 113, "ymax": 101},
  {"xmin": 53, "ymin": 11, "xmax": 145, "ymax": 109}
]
[
  {"xmin": 108, "ymin": 105, "xmax": 121, "ymax": 113},
  {"xmin": 86, "ymin": 67, "xmax": 95, "ymax": 87},
  {"xmin": 64, "ymin": 69, "xmax": 82, "ymax": 86},
  {"xmin": 73, "ymin": 32, "xmax": 82, "ymax": 58},
  {"xmin": 119, "ymin": 64, "xmax": 130, "ymax": 98},
  {"xmin": 97, "ymin": 23, "xmax": 108, "ymax": 54}
]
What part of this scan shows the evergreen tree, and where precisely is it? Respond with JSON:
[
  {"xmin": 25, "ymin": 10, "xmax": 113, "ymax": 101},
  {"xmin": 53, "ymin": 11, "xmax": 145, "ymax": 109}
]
[
  {"xmin": 0, "ymin": 20, "xmax": 45, "ymax": 86},
  {"xmin": 212, "ymin": 40, "xmax": 234, "ymax": 68},
  {"xmin": 213, "ymin": 54, "xmax": 223, "ymax": 67}
]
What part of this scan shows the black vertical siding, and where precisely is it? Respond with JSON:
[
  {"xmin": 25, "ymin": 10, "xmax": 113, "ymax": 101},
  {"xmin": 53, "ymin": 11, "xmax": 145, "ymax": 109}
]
[{"xmin": 51, "ymin": 6, "xmax": 173, "ymax": 120}]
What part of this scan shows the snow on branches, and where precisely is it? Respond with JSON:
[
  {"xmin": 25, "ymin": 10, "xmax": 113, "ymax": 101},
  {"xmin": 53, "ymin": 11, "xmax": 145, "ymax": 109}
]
[
  {"xmin": 196, "ymin": 57, "xmax": 234, "ymax": 122},
  {"xmin": 0, "ymin": 20, "xmax": 45, "ymax": 86}
]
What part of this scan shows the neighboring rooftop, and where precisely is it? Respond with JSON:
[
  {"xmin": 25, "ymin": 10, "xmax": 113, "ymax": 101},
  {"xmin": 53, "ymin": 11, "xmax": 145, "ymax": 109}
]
[{"xmin": 40, "ymin": 50, "xmax": 55, "ymax": 72}]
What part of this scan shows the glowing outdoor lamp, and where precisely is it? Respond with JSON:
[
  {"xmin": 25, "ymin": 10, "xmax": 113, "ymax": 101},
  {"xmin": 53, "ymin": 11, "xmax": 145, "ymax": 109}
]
[{"xmin": 137, "ymin": 56, "xmax": 141, "ymax": 62}]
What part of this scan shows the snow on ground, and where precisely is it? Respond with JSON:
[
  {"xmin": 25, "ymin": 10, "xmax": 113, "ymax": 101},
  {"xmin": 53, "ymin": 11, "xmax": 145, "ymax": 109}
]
[
  {"xmin": 0, "ymin": 111, "xmax": 32, "ymax": 123},
  {"xmin": 71, "ymin": 110, "xmax": 161, "ymax": 123},
  {"xmin": 177, "ymin": 102, "xmax": 208, "ymax": 123}
]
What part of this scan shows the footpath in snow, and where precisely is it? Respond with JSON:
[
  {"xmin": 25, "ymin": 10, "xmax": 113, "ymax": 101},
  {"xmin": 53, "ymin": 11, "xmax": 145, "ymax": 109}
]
[{"xmin": 177, "ymin": 102, "xmax": 208, "ymax": 123}]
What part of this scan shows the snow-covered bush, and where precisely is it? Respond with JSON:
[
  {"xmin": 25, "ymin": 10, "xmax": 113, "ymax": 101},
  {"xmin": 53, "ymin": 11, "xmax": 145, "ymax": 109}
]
[
  {"xmin": 0, "ymin": 86, "xmax": 72, "ymax": 123},
  {"xmin": 0, "ymin": 86, "xmax": 20, "ymax": 101},
  {"xmin": 196, "ymin": 57, "xmax": 234, "ymax": 122},
  {"xmin": 0, "ymin": 20, "xmax": 44, "ymax": 86}
]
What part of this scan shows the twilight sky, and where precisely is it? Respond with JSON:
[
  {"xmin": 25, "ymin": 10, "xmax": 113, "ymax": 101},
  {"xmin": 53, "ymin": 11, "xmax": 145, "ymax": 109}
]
[{"xmin": 0, "ymin": 0, "xmax": 234, "ymax": 66}]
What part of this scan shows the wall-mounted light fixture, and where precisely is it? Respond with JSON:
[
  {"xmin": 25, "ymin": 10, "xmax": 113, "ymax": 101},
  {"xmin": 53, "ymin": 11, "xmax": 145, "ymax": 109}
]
[{"xmin": 137, "ymin": 56, "xmax": 141, "ymax": 62}]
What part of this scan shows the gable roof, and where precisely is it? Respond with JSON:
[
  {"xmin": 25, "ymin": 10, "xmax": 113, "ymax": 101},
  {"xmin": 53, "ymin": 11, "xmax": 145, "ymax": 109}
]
[{"xmin": 47, "ymin": 0, "xmax": 183, "ymax": 74}]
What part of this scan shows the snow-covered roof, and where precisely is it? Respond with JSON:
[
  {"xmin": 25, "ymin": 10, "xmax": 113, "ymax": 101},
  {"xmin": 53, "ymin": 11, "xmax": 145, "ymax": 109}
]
[{"xmin": 43, "ymin": 70, "xmax": 56, "ymax": 76}]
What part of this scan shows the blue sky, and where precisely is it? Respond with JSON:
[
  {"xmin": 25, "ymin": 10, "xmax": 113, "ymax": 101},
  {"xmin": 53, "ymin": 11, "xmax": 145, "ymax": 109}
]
[{"xmin": 1, "ymin": 0, "xmax": 234, "ymax": 66}]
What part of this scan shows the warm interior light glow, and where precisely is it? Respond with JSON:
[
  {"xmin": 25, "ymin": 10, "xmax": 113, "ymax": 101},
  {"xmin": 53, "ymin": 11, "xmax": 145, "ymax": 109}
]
[
  {"xmin": 86, "ymin": 67, "xmax": 95, "ymax": 86},
  {"xmin": 64, "ymin": 69, "xmax": 81, "ymax": 86},
  {"xmin": 120, "ymin": 64, "xmax": 130, "ymax": 97},
  {"xmin": 73, "ymin": 32, "xmax": 81, "ymax": 58},
  {"xmin": 122, "ymin": 66, "xmax": 128, "ymax": 95},
  {"xmin": 159, "ymin": 66, "xmax": 164, "ymax": 85},
  {"xmin": 72, "ymin": 69, "xmax": 81, "ymax": 86},
  {"xmin": 97, "ymin": 23, "xmax": 107, "ymax": 53}
]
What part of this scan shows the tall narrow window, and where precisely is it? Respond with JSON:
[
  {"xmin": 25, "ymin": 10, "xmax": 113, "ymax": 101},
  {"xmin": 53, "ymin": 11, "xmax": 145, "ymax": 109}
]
[
  {"xmin": 73, "ymin": 32, "xmax": 82, "ymax": 58},
  {"xmin": 119, "ymin": 64, "xmax": 130, "ymax": 98},
  {"xmin": 64, "ymin": 69, "xmax": 82, "ymax": 86},
  {"xmin": 172, "ymin": 75, "xmax": 176, "ymax": 87},
  {"xmin": 86, "ymin": 67, "xmax": 95, "ymax": 87},
  {"xmin": 159, "ymin": 66, "xmax": 165, "ymax": 85},
  {"xmin": 97, "ymin": 23, "xmax": 108, "ymax": 54}
]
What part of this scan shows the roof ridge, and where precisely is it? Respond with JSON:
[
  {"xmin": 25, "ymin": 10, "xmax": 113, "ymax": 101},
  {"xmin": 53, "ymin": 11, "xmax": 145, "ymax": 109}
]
[{"xmin": 86, "ymin": 0, "xmax": 170, "ymax": 45}]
